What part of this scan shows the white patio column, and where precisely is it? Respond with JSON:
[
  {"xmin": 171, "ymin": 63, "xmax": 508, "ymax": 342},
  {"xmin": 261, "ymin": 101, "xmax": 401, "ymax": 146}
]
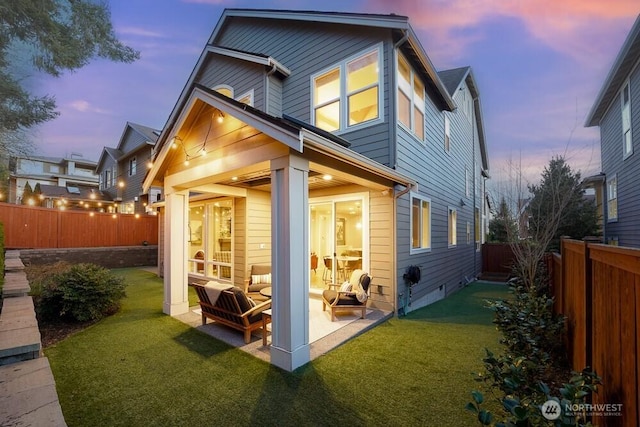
[
  {"xmin": 270, "ymin": 154, "xmax": 310, "ymax": 371},
  {"xmin": 163, "ymin": 189, "xmax": 190, "ymax": 316}
]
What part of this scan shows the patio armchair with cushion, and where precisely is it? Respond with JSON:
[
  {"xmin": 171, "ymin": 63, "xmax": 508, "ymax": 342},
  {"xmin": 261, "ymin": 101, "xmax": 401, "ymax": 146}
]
[
  {"xmin": 191, "ymin": 281, "xmax": 271, "ymax": 343},
  {"xmin": 322, "ymin": 269, "xmax": 372, "ymax": 322},
  {"xmin": 244, "ymin": 264, "xmax": 272, "ymax": 301}
]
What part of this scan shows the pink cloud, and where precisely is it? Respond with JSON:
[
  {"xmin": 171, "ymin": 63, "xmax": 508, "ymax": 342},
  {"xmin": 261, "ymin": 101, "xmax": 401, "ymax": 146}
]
[{"xmin": 366, "ymin": 0, "xmax": 638, "ymax": 63}]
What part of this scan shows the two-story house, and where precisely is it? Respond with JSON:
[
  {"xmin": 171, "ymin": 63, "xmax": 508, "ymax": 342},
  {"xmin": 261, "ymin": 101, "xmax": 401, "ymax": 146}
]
[
  {"xmin": 585, "ymin": 14, "xmax": 640, "ymax": 247},
  {"xmin": 143, "ymin": 9, "xmax": 489, "ymax": 371},
  {"xmin": 96, "ymin": 122, "xmax": 162, "ymax": 214},
  {"xmin": 8, "ymin": 153, "xmax": 102, "ymax": 209}
]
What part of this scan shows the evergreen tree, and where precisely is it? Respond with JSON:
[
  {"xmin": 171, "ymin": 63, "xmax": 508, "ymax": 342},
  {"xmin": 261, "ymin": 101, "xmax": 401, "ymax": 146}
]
[
  {"xmin": 527, "ymin": 156, "xmax": 600, "ymax": 251},
  {"xmin": 21, "ymin": 181, "xmax": 34, "ymax": 205},
  {"xmin": 0, "ymin": 1, "xmax": 139, "ymax": 135},
  {"xmin": 488, "ymin": 197, "xmax": 518, "ymax": 242}
]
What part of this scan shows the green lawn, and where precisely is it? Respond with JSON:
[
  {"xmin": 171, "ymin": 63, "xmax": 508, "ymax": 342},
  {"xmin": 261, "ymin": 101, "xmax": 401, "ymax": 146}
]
[{"xmin": 46, "ymin": 269, "xmax": 508, "ymax": 427}]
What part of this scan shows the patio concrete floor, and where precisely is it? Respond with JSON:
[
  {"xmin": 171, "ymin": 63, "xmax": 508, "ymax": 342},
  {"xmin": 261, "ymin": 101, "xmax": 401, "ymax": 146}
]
[{"xmin": 174, "ymin": 294, "xmax": 392, "ymax": 363}]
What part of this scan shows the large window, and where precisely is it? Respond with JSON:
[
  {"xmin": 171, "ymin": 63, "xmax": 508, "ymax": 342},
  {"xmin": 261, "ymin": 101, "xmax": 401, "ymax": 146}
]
[
  {"xmin": 313, "ymin": 45, "xmax": 382, "ymax": 132},
  {"xmin": 188, "ymin": 200, "xmax": 233, "ymax": 280},
  {"xmin": 448, "ymin": 207, "xmax": 457, "ymax": 247},
  {"xmin": 410, "ymin": 194, "xmax": 431, "ymax": 252},
  {"xmin": 397, "ymin": 54, "xmax": 425, "ymax": 140},
  {"xmin": 622, "ymin": 82, "xmax": 633, "ymax": 158},
  {"xmin": 608, "ymin": 175, "xmax": 618, "ymax": 222}
]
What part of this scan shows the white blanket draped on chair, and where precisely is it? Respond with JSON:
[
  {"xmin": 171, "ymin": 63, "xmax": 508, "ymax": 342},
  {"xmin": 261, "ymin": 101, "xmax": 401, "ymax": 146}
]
[{"xmin": 204, "ymin": 281, "xmax": 233, "ymax": 305}]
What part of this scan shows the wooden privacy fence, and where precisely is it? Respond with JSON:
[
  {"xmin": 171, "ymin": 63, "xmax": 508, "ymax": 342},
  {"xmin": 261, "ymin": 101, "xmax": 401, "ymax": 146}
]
[
  {"xmin": 481, "ymin": 243, "xmax": 519, "ymax": 279},
  {"xmin": 0, "ymin": 204, "xmax": 158, "ymax": 249},
  {"xmin": 550, "ymin": 239, "xmax": 640, "ymax": 426}
]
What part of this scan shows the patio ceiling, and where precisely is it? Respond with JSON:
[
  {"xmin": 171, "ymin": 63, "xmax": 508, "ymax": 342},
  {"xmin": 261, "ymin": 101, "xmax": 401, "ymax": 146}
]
[{"xmin": 216, "ymin": 169, "xmax": 354, "ymax": 192}]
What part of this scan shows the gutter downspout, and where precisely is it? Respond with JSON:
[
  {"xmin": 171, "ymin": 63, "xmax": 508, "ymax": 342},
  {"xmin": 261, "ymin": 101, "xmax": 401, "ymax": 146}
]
[
  {"xmin": 265, "ymin": 62, "xmax": 277, "ymax": 116},
  {"xmin": 392, "ymin": 30, "xmax": 409, "ymax": 171},
  {"xmin": 394, "ymin": 180, "xmax": 415, "ymax": 317},
  {"xmin": 392, "ymin": 30, "xmax": 411, "ymax": 317}
]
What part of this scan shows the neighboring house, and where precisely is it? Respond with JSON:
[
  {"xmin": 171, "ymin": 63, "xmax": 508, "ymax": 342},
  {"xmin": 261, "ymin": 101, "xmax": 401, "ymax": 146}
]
[
  {"xmin": 8, "ymin": 153, "xmax": 102, "ymax": 209},
  {"xmin": 585, "ymin": 14, "xmax": 640, "ymax": 247},
  {"xmin": 143, "ymin": 9, "xmax": 490, "ymax": 371},
  {"xmin": 96, "ymin": 122, "xmax": 163, "ymax": 214}
]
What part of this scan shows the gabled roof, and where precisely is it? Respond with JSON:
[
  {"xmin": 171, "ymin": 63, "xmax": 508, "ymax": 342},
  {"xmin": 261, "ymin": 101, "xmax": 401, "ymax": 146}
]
[
  {"xmin": 438, "ymin": 66, "xmax": 470, "ymax": 96},
  {"xmin": 585, "ymin": 14, "xmax": 640, "ymax": 127},
  {"xmin": 96, "ymin": 122, "xmax": 160, "ymax": 172},
  {"xmin": 209, "ymin": 9, "xmax": 455, "ymax": 111},
  {"xmin": 144, "ymin": 83, "xmax": 415, "ymax": 192},
  {"xmin": 437, "ymin": 66, "xmax": 490, "ymax": 173},
  {"xmin": 127, "ymin": 122, "xmax": 161, "ymax": 145}
]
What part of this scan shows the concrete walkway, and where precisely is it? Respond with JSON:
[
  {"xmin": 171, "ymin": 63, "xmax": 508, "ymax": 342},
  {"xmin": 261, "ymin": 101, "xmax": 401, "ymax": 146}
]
[{"xmin": 1, "ymin": 251, "xmax": 66, "ymax": 426}]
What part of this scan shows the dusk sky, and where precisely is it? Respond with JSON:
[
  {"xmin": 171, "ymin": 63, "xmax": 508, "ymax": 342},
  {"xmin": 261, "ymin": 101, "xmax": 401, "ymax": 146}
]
[{"xmin": 28, "ymin": 0, "xmax": 639, "ymax": 188}]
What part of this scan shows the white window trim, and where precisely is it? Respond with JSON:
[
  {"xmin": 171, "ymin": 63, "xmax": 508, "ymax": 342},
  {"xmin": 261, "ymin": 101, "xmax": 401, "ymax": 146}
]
[
  {"xmin": 396, "ymin": 52, "xmax": 426, "ymax": 143},
  {"xmin": 475, "ymin": 206, "xmax": 481, "ymax": 252},
  {"xmin": 448, "ymin": 206, "xmax": 457, "ymax": 247},
  {"xmin": 212, "ymin": 84, "xmax": 234, "ymax": 98},
  {"xmin": 607, "ymin": 174, "xmax": 618, "ymax": 222},
  {"xmin": 311, "ymin": 43, "xmax": 384, "ymax": 134},
  {"xmin": 444, "ymin": 115, "xmax": 451, "ymax": 153},
  {"xmin": 236, "ymin": 89, "xmax": 254, "ymax": 106},
  {"xmin": 128, "ymin": 157, "xmax": 137, "ymax": 177},
  {"xmin": 465, "ymin": 167, "xmax": 470, "ymax": 198},
  {"xmin": 410, "ymin": 192, "xmax": 432, "ymax": 254},
  {"xmin": 621, "ymin": 81, "xmax": 633, "ymax": 159}
]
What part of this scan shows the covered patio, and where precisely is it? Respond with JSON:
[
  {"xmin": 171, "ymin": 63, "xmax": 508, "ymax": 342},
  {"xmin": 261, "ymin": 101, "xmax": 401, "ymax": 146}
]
[
  {"xmin": 144, "ymin": 86, "xmax": 414, "ymax": 371},
  {"xmin": 175, "ymin": 295, "xmax": 391, "ymax": 363}
]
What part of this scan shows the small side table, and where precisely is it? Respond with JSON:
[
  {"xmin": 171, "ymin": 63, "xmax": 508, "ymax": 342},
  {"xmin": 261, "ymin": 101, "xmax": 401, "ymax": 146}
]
[
  {"xmin": 262, "ymin": 309, "xmax": 272, "ymax": 346},
  {"xmin": 260, "ymin": 287, "xmax": 272, "ymax": 298}
]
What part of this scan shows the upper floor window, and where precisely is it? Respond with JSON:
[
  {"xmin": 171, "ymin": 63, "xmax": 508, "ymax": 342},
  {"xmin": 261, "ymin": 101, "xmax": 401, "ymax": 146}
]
[
  {"xmin": 312, "ymin": 45, "xmax": 382, "ymax": 132},
  {"xmin": 444, "ymin": 116, "xmax": 451, "ymax": 152},
  {"xmin": 236, "ymin": 89, "xmax": 254, "ymax": 106},
  {"xmin": 213, "ymin": 85, "xmax": 234, "ymax": 98},
  {"xmin": 465, "ymin": 167, "xmax": 471, "ymax": 198},
  {"xmin": 128, "ymin": 157, "xmax": 137, "ymax": 176},
  {"xmin": 622, "ymin": 82, "xmax": 632, "ymax": 158},
  {"xmin": 458, "ymin": 88, "xmax": 473, "ymax": 121},
  {"xmin": 608, "ymin": 175, "xmax": 618, "ymax": 222},
  {"xmin": 397, "ymin": 54, "xmax": 425, "ymax": 141},
  {"xmin": 410, "ymin": 194, "xmax": 431, "ymax": 252},
  {"xmin": 448, "ymin": 207, "xmax": 457, "ymax": 247},
  {"xmin": 104, "ymin": 169, "xmax": 112, "ymax": 188}
]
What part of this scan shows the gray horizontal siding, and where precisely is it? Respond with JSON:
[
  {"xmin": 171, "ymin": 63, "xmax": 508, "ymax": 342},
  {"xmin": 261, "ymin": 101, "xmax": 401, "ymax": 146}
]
[
  {"xmin": 215, "ymin": 18, "xmax": 392, "ymax": 166},
  {"xmin": 601, "ymin": 60, "xmax": 640, "ymax": 247},
  {"xmin": 395, "ymin": 83, "xmax": 482, "ymax": 301},
  {"xmin": 197, "ymin": 55, "xmax": 265, "ymax": 110},
  {"xmin": 267, "ymin": 74, "xmax": 283, "ymax": 117}
]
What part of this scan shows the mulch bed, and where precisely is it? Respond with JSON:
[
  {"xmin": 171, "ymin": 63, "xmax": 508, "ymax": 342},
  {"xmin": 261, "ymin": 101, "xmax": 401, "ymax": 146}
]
[{"xmin": 39, "ymin": 319, "xmax": 96, "ymax": 348}]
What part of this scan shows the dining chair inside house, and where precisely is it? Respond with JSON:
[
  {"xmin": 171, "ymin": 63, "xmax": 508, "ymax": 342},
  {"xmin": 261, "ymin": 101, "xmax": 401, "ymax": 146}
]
[
  {"xmin": 322, "ymin": 256, "xmax": 333, "ymax": 283},
  {"xmin": 194, "ymin": 250, "xmax": 205, "ymax": 273}
]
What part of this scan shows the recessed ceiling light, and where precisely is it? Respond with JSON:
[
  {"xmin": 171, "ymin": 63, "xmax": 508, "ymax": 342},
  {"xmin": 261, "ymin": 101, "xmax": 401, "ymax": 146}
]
[{"xmin": 323, "ymin": 174, "xmax": 332, "ymax": 181}]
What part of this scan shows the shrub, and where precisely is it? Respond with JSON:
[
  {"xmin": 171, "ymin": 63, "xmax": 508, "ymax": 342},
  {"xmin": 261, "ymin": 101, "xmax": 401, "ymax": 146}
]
[
  {"xmin": 467, "ymin": 261, "xmax": 600, "ymax": 426},
  {"xmin": 27, "ymin": 261, "xmax": 73, "ymax": 300},
  {"xmin": 37, "ymin": 263, "xmax": 126, "ymax": 322},
  {"xmin": 487, "ymin": 264, "xmax": 567, "ymax": 386}
]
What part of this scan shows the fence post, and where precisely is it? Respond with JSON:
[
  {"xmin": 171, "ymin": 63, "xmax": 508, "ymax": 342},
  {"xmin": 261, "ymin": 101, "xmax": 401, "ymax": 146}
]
[{"xmin": 583, "ymin": 237, "xmax": 599, "ymax": 370}]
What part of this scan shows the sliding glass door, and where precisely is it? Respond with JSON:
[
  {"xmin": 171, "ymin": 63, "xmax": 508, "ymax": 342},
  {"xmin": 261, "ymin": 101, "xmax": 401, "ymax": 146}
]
[{"xmin": 309, "ymin": 194, "xmax": 367, "ymax": 292}]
